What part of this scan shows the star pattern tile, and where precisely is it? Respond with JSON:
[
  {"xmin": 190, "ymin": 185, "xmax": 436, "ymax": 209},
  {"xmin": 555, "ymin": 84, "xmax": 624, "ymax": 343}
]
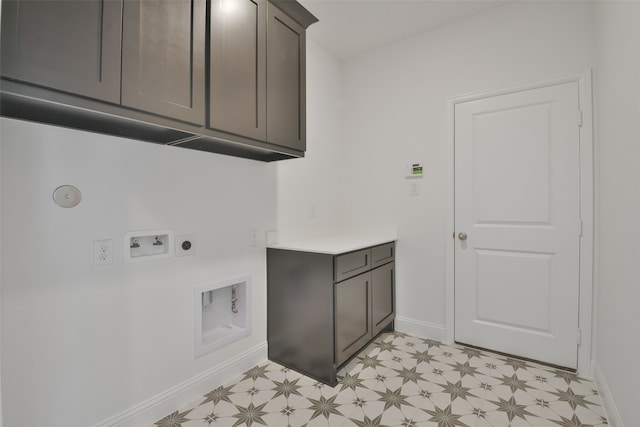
[{"xmin": 152, "ymin": 332, "xmax": 609, "ymax": 427}]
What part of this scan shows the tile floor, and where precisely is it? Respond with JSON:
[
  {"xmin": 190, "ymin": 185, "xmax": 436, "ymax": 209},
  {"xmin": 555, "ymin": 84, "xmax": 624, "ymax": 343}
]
[{"xmin": 153, "ymin": 332, "xmax": 608, "ymax": 427}]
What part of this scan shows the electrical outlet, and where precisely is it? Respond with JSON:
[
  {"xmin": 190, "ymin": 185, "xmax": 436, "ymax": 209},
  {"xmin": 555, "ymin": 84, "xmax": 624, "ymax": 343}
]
[
  {"xmin": 250, "ymin": 229, "xmax": 259, "ymax": 247},
  {"xmin": 176, "ymin": 234, "xmax": 196, "ymax": 256},
  {"xmin": 94, "ymin": 239, "xmax": 113, "ymax": 265}
]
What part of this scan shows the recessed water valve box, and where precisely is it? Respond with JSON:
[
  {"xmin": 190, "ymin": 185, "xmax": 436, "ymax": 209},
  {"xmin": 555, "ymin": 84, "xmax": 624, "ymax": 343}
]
[
  {"xmin": 194, "ymin": 276, "xmax": 251, "ymax": 357},
  {"xmin": 124, "ymin": 229, "xmax": 174, "ymax": 263}
]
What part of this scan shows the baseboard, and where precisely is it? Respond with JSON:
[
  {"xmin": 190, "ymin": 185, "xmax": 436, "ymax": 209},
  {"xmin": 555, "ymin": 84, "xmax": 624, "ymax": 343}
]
[
  {"xmin": 93, "ymin": 342, "xmax": 268, "ymax": 427},
  {"xmin": 394, "ymin": 316, "xmax": 446, "ymax": 343},
  {"xmin": 593, "ymin": 362, "xmax": 624, "ymax": 427}
]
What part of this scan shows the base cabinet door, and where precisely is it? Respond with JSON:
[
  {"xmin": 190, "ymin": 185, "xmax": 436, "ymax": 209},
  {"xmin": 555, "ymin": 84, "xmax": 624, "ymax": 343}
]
[
  {"xmin": 0, "ymin": 0, "xmax": 122, "ymax": 103},
  {"xmin": 372, "ymin": 262, "xmax": 395, "ymax": 336},
  {"xmin": 335, "ymin": 273, "xmax": 372, "ymax": 366},
  {"xmin": 122, "ymin": 0, "xmax": 206, "ymax": 124}
]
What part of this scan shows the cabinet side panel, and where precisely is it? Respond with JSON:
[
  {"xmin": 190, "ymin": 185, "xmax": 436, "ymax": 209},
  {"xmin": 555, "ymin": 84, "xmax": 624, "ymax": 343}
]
[{"xmin": 267, "ymin": 249, "xmax": 334, "ymax": 383}]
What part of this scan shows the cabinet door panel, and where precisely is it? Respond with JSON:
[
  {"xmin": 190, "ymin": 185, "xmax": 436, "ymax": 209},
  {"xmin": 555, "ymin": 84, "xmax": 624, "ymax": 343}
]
[
  {"xmin": 0, "ymin": 0, "xmax": 122, "ymax": 103},
  {"xmin": 122, "ymin": 0, "xmax": 206, "ymax": 124},
  {"xmin": 210, "ymin": 0, "xmax": 266, "ymax": 140},
  {"xmin": 372, "ymin": 262, "xmax": 395, "ymax": 336},
  {"xmin": 335, "ymin": 273, "xmax": 371, "ymax": 366},
  {"xmin": 266, "ymin": 5, "xmax": 305, "ymax": 151}
]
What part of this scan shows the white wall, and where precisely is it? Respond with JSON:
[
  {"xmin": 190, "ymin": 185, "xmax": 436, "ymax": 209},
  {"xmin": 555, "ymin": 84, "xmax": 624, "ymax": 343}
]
[
  {"xmin": 3, "ymin": 1, "xmax": 637, "ymax": 426},
  {"xmin": 1, "ymin": 5, "xmax": 5, "ymax": 427},
  {"xmin": 276, "ymin": 40, "xmax": 346, "ymax": 242},
  {"xmin": 280, "ymin": 1, "xmax": 596, "ymax": 335},
  {"xmin": 341, "ymin": 0, "xmax": 597, "ymax": 334},
  {"xmin": 0, "ymin": 118, "xmax": 276, "ymax": 427},
  {"xmin": 594, "ymin": 2, "xmax": 640, "ymax": 426}
]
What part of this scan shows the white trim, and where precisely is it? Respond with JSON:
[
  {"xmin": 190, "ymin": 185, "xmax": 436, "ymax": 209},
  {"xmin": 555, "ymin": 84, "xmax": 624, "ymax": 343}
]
[
  {"xmin": 395, "ymin": 316, "xmax": 446, "ymax": 343},
  {"xmin": 576, "ymin": 71, "xmax": 595, "ymax": 379},
  {"xmin": 445, "ymin": 71, "xmax": 595, "ymax": 376},
  {"xmin": 594, "ymin": 362, "xmax": 624, "ymax": 427},
  {"xmin": 93, "ymin": 342, "xmax": 268, "ymax": 427}
]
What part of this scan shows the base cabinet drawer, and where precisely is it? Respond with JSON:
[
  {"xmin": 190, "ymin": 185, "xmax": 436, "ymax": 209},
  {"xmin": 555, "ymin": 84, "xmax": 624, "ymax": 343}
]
[
  {"xmin": 372, "ymin": 242, "xmax": 394, "ymax": 269},
  {"xmin": 267, "ymin": 241, "xmax": 395, "ymax": 386},
  {"xmin": 335, "ymin": 248, "xmax": 371, "ymax": 282}
]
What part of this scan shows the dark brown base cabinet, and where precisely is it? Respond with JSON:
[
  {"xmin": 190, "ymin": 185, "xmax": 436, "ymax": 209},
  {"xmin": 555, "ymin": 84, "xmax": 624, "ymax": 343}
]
[{"xmin": 267, "ymin": 242, "xmax": 395, "ymax": 386}]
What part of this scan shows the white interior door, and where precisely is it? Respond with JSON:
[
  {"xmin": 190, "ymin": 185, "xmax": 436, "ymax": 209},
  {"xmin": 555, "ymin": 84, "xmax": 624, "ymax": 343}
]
[{"xmin": 454, "ymin": 82, "xmax": 581, "ymax": 369}]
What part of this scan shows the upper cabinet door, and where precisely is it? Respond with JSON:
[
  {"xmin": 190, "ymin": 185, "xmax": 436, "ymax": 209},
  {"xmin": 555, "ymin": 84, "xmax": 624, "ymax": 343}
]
[
  {"xmin": 0, "ymin": 0, "xmax": 122, "ymax": 104},
  {"xmin": 266, "ymin": 5, "xmax": 306, "ymax": 151},
  {"xmin": 210, "ymin": 0, "xmax": 267, "ymax": 141},
  {"xmin": 121, "ymin": 0, "xmax": 206, "ymax": 125}
]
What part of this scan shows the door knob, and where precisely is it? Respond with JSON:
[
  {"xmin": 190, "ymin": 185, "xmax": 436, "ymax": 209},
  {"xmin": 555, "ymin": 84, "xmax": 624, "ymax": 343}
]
[{"xmin": 458, "ymin": 232, "xmax": 468, "ymax": 241}]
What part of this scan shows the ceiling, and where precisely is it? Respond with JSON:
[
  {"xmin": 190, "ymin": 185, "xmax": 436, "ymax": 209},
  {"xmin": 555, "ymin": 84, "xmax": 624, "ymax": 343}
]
[{"xmin": 298, "ymin": 0, "xmax": 510, "ymax": 60}]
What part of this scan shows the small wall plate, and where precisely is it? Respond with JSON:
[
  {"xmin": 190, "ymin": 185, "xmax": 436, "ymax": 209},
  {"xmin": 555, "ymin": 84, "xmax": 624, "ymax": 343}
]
[
  {"xmin": 53, "ymin": 185, "xmax": 81, "ymax": 208},
  {"xmin": 176, "ymin": 234, "xmax": 196, "ymax": 257}
]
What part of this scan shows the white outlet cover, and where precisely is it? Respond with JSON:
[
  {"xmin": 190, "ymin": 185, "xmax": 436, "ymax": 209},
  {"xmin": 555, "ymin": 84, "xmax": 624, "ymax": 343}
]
[{"xmin": 93, "ymin": 239, "xmax": 113, "ymax": 266}]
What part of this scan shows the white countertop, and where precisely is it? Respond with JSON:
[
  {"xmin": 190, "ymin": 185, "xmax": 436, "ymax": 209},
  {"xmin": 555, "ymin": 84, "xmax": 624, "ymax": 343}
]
[{"xmin": 268, "ymin": 233, "xmax": 397, "ymax": 255}]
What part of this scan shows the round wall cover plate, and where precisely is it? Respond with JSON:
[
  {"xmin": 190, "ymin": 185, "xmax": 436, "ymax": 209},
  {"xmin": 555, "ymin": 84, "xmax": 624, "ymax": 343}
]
[{"xmin": 53, "ymin": 185, "xmax": 82, "ymax": 208}]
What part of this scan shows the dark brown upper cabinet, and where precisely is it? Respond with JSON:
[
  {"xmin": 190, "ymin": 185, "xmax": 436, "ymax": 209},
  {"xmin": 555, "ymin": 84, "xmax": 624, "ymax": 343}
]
[
  {"xmin": 209, "ymin": 0, "xmax": 267, "ymax": 140},
  {"xmin": 0, "ymin": 0, "xmax": 122, "ymax": 104},
  {"xmin": 0, "ymin": 0, "xmax": 317, "ymax": 161},
  {"xmin": 266, "ymin": 5, "xmax": 306, "ymax": 151},
  {"xmin": 209, "ymin": 0, "xmax": 310, "ymax": 151},
  {"xmin": 122, "ymin": 0, "xmax": 207, "ymax": 125}
]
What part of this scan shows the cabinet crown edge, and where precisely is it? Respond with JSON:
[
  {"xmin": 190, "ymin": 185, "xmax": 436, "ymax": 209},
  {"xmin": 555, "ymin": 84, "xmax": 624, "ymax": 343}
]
[{"xmin": 269, "ymin": 0, "xmax": 318, "ymax": 28}]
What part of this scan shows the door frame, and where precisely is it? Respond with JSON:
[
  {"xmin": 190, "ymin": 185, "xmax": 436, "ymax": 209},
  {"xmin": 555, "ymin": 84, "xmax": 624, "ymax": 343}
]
[{"xmin": 444, "ymin": 71, "xmax": 594, "ymax": 377}]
